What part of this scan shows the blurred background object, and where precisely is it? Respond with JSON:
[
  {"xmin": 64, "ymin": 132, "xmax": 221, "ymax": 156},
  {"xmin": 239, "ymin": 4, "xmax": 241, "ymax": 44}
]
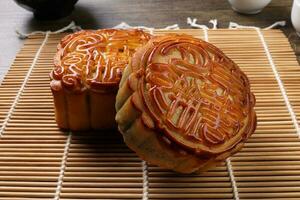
[
  {"xmin": 292, "ymin": 0, "xmax": 300, "ymax": 36},
  {"xmin": 228, "ymin": 0, "xmax": 272, "ymax": 14},
  {"xmin": 13, "ymin": 0, "xmax": 78, "ymax": 20}
]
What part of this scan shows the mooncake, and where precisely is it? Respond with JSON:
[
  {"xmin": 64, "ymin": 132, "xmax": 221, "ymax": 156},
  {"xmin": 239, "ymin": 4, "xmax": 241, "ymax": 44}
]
[
  {"xmin": 50, "ymin": 29, "xmax": 151, "ymax": 130},
  {"xmin": 115, "ymin": 34, "xmax": 256, "ymax": 173}
]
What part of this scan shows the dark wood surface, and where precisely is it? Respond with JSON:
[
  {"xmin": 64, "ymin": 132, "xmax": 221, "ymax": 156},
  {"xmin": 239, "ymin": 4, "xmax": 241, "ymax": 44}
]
[{"xmin": 0, "ymin": 0, "xmax": 298, "ymax": 71}]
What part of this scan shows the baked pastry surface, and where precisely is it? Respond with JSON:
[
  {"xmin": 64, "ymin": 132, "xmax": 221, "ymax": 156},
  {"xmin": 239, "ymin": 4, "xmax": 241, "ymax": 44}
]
[
  {"xmin": 116, "ymin": 34, "xmax": 257, "ymax": 173},
  {"xmin": 50, "ymin": 29, "xmax": 151, "ymax": 130}
]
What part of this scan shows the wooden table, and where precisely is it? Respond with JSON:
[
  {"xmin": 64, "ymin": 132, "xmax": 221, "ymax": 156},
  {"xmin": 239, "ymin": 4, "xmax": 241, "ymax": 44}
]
[{"xmin": 0, "ymin": 0, "xmax": 298, "ymax": 72}]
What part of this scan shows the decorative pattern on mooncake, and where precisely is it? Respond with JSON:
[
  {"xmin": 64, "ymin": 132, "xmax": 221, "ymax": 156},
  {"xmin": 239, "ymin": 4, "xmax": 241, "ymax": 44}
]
[
  {"xmin": 52, "ymin": 29, "xmax": 151, "ymax": 91},
  {"xmin": 50, "ymin": 29, "xmax": 151, "ymax": 130},
  {"xmin": 115, "ymin": 34, "xmax": 256, "ymax": 173}
]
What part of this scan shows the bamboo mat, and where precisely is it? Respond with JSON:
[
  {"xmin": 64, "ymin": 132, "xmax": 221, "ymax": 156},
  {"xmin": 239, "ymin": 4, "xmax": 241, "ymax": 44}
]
[{"xmin": 0, "ymin": 29, "xmax": 299, "ymax": 200}]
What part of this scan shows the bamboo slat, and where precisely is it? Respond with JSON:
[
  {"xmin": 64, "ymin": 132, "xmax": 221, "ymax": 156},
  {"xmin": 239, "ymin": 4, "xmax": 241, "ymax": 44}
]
[{"xmin": 0, "ymin": 29, "xmax": 298, "ymax": 199}]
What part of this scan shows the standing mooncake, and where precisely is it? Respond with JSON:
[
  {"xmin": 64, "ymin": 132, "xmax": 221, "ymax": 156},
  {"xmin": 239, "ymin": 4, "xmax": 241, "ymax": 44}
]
[{"xmin": 115, "ymin": 34, "xmax": 256, "ymax": 173}]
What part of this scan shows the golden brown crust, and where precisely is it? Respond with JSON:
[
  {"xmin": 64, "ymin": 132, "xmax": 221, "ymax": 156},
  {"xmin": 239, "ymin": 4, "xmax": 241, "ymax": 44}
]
[
  {"xmin": 50, "ymin": 29, "xmax": 151, "ymax": 130},
  {"xmin": 52, "ymin": 29, "xmax": 151, "ymax": 91},
  {"xmin": 116, "ymin": 34, "xmax": 256, "ymax": 173}
]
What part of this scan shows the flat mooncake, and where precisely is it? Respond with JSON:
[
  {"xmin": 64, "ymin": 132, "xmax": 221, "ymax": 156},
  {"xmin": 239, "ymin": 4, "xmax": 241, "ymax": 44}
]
[
  {"xmin": 50, "ymin": 29, "xmax": 151, "ymax": 130},
  {"xmin": 115, "ymin": 34, "xmax": 257, "ymax": 173}
]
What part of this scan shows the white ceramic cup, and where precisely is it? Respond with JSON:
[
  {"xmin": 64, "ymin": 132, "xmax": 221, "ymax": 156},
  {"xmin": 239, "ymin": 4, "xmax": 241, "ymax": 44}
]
[
  {"xmin": 228, "ymin": 0, "xmax": 272, "ymax": 14},
  {"xmin": 292, "ymin": 0, "xmax": 300, "ymax": 36}
]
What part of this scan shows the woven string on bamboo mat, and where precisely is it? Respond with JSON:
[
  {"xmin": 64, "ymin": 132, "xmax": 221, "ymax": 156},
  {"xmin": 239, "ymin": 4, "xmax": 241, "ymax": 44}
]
[{"xmin": 0, "ymin": 28, "xmax": 300, "ymax": 200}]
